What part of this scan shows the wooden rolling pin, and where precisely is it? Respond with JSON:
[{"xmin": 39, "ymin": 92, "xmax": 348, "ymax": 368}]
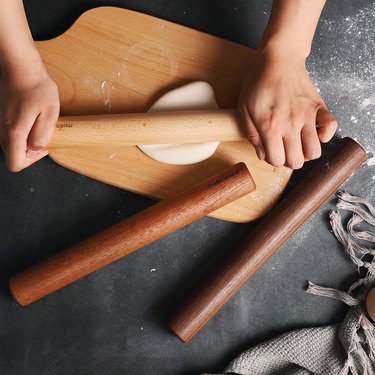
[
  {"xmin": 9, "ymin": 163, "xmax": 255, "ymax": 306},
  {"xmin": 366, "ymin": 287, "xmax": 375, "ymax": 322},
  {"xmin": 169, "ymin": 137, "xmax": 367, "ymax": 342},
  {"xmin": 49, "ymin": 109, "xmax": 244, "ymax": 148}
]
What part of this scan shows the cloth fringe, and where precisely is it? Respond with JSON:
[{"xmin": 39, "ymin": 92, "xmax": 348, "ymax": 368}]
[
  {"xmin": 205, "ymin": 191, "xmax": 375, "ymax": 375},
  {"xmin": 306, "ymin": 282, "xmax": 360, "ymax": 305},
  {"xmin": 308, "ymin": 191, "xmax": 375, "ymax": 374}
]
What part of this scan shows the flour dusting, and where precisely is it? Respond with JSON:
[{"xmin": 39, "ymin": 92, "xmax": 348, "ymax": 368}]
[
  {"xmin": 367, "ymin": 156, "xmax": 375, "ymax": 166},
  {"xmin": 308, "ymin": 4, "xmax": 375, "ymax": 172},
  {"xmin": 100, "ymin": 80, "xmax": 112, "ymax": 113}
]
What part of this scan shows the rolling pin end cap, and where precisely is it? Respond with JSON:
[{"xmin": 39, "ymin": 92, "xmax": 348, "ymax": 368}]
[
  {"xmin": 169, "ymin": 308, "xmax": 202, "ymax": 343},
  {"xmin": 366, "ymin": 287, "xmax": 375, "ymax": 322},
  {"xmin": 170, "ymin": 328, "xmax": 189, "ymax": 343},
  {"xmin": 169, "ymin": 321, "xmax": 191, "ymax": 343},
  {"xmin": 9, "ymin": 278, "xmax": 28, "ymax": 306}
]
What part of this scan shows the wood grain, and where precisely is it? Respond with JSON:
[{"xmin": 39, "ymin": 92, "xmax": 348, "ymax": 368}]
[
  {"xmin": 366, "ymin": 287, "xmax": 375, "ymax": 322},
  {"xmin": 35, "ymin": 6, "xmax": 292, "ymax": 223},
  {"xmin": 9, "ymin": 163, "xmax": 255, "ymax": 306},
  {"xmin": 169, "ymin": 138, "xmax": 367, "ymax": 342},
  {"xmin": 50, "ymin": 109, "xmax": 244, "ymax": 147}
]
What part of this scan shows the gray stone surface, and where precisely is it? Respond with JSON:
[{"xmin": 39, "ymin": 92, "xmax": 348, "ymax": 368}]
[{"xmin": 0, "ymin": 1, "xmax": 374, "ymax": 374}]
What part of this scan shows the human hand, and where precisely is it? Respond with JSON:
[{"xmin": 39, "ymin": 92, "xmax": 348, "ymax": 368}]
[
  {"xmin": 0, "ymin": 63, "xmax": 59, "ymax": 172},
  {"xmin": 239, "ymin": 52, "xmax": 337, "ymax": 169}
]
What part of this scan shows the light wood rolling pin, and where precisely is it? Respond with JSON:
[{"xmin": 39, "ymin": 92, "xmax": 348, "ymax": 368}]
[
  {"xmin": 9, "ymin": 163, "xmax": 255, "ymax": 306},
  {"xmin": 169, "ymin": 137, "xmax": 367, "ymax": 342},
  {"xmin": 50, "ymin": 109, "xmax": 244, "ymax": 148}
]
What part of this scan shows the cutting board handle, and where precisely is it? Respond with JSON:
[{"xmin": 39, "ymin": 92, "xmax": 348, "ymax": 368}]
[{"xmin": 50, "ymin": 109, "xmax": 245, "ymax": 148}]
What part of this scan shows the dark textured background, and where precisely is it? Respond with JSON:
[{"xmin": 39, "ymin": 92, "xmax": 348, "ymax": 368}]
[{"xmin": 1, "ymin": 1, "xmax": 374, "ymax": 374}]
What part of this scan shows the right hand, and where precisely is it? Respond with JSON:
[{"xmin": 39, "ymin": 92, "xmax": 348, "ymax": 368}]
[
  {"xmin": 0, "ymin": 62, "xmax": 59, "ymax": 172},
  {"xmin": 239, "ymin": 51, "xmax": 337, "ymax": 169}
]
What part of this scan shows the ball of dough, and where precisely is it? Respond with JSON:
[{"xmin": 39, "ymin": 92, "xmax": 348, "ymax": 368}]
[{"xmin": 137, "ymin": 81, "xmax": 220, "ymax": 165}]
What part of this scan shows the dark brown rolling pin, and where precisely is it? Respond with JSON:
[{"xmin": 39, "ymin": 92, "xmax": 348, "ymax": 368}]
[
  {"xmin": 169, "ymin": 137, "xmax": 367, "ymax": 342},
  {"xmin": 9, "ymin": 163, "xmax": 255, "ymax": 306}
]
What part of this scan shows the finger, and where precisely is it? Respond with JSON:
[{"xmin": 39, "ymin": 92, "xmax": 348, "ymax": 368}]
[
  {"xmin": 26, "ymin": 148, "xmax": 49, "ymax": 161},
  {"xmin": 6, "ymin": 127, "xmax": 29, "ymax": 172},
  {"xmin": 259, "ymin": 120, "xmax": 285, "ymax": 167},
  {"xmin": 5, "ymin": 119, "xmax": 46, "ymax": 172},
  {"xmin": 301, "ymin": 123, "xmax": 321, "ymax": 161},
  {"xmin": 27, "ymin": 106, "xmax": 59, "ymax": 151},
  {"xmin": 316, "ymin": 107, "xmax": 338, "ymax": 143},
  {"xmin": 239, "ymin": 105, "xmax": 265, "ymax": 160},
  {"xmin": 7, "ymin": 141, "xmax": 47, "ymax": 172},
  {"xmin": 282, "ymin": 132, "xmax": 304, "ymax": 169}
]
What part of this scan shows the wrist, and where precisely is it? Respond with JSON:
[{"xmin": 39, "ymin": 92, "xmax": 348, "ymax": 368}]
[
  {"xmin": 1, "ymin": 46, "xmax": 47, "ymax": 84},
  {"xmin": 258, "ymin": 36, "xmax": 310, "ymax": 63}
]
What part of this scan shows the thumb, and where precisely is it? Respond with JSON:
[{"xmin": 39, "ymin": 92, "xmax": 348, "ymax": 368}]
[
  {"xmin": 239, "ymin": 105, "xmax": 265, "ymax": 160},
  {"xmin": 316, "ymin": 106, "xmax": 338, "ymax": 143},
  {"xmin": 27, "ymin": 107, "xmax": 58, "ymax": 152}
]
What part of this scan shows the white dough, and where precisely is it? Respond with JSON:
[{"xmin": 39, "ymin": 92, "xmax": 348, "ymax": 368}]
[{"xmin": 137, "ymin": 81, "xmax": 220, "ymax": 165}]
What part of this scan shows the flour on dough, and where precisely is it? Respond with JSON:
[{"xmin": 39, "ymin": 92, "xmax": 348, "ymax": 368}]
[{"xmin": 137, "ymin": 81, "xmax": 219, "ymax": 165}]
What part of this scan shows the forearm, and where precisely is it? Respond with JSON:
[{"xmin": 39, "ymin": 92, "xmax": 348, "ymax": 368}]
[
  {"xmin": 0, "ymin": 0, "xmax": 43, "ymax": 76},
  {"xmin": 239, "ymin": 0, "xmax": 337, "ymax": 169},
  {"xmin": 0, "ymin": 1, "xmax": 60, "ymax": 172},
  {"xmin": 260, "ymin": 0, "xmax": 326, "ymax": 60}
]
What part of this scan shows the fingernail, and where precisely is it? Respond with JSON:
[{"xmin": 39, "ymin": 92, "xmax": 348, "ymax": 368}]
[
  {"xmin": 26, "ymin": 149, "xmax": 46, "ymax": 159},
  {"xmin": 256, "ymin": 146, "xmax": 265, "ymax": 160}
]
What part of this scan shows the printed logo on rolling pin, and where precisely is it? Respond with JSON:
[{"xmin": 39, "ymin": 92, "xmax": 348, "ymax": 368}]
[
  {"xmin": 56, "ymin": 123, "xmax": 73, "ymax": 129},
  {"xmin": 208, "ymin": 167, "xmax": 241, "ymax": 188}
]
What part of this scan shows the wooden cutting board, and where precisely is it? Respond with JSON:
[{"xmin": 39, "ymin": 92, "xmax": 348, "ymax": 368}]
[{"xmin": 36, "ymin": 7, "xmax": 292, "ymax": 223}]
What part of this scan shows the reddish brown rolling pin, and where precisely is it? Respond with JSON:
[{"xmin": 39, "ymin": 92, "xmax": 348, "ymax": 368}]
[
  {"xmin": 9, "ymin": 163, "xmax": 255, "ymax": 306},
  {"xmin": 169, "ymin": 137, "xmax": 367, "ymax": 342}
]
